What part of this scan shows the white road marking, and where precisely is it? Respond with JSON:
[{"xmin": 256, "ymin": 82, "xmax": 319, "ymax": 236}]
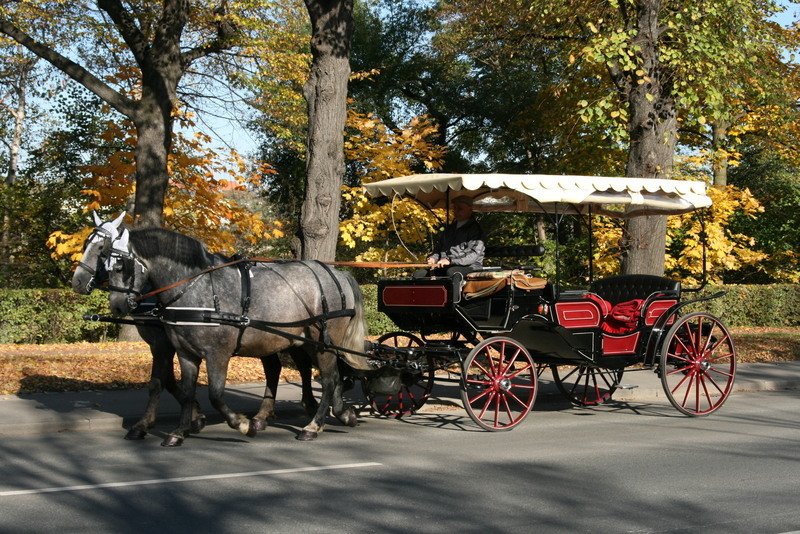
[{"xmin": 0, "ymin": 462, "xmax": 382, "ymax": 497}]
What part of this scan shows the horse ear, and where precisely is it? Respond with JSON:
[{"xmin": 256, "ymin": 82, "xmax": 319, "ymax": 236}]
[
  {"xmin": 92, "ymin": 211, "xmax": 102, "ymax": 227},
  {"xmin": 111, "ymin": 212, "xmax": 126, "ymax": 229},
  {"xmin": 115, "ymin": 228, "xmax": 130, "ymax": 250}
]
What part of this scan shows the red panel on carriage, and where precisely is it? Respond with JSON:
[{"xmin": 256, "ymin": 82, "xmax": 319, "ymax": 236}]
[
  {"xmin": 382, "ymin": 284, "xmax": 449, "ymax": 307},
  {"xmin": 602, "ymin": 331, "xmax": 640, "ymax": 354},
  {"xmin": 644, "ymin": 300, "xmax": 677, "ymax": 325},
  {"xmin": 554, "ymin": 301, "xmax": 603, "ymax": 328}
]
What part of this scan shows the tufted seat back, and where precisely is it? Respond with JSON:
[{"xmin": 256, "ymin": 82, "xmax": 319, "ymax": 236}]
[{"xmin": 590, "ymin": 275, "xmax": 680, "ymax": 305}]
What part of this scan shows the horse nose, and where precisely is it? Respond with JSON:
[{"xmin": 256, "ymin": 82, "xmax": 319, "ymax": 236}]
[{"xmin": 72, "ymin": 275, "xmax": 90, "ymax": 294}]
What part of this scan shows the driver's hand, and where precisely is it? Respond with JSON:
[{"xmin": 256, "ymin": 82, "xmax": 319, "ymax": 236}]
[
  {"xmin": 436, "ymin": 258, "xmax": 451, "ymax": 268},
  {"xmin": 426, "ymin": 256, "xmax": 437, "ymax": 266}
]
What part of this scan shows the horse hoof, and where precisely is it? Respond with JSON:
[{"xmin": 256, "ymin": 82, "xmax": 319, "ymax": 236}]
[
  {"xmin": 246, "ymin": 422, "xmax": 258, "ymax": 438},
  {"xmin": 251, "ymin": 418, "xmax": 269, "ymax": 432},
  {"xmin": 124, "ymin": 427, "xmax": 148, "ymax": 440},
  {"xmin": 296, "ymin": 430, "xmax": 318, "ymax": 441},
  {"xmin": 343, "ymin": 410, "xmax": 358, "ymax": 427},
  {"xmin": 161, "ymin": 434, "xmax": 184, "ymax": 447},
  {"xmin": 238, "ymin": 419, "xmax": 257, "ymax": 438},
  {"xmin": 190, "ymin": 416, "xmax": 206, "ymax": 434}
]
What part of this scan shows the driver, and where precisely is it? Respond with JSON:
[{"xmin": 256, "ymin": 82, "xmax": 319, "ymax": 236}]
[{"xmin": 416, "ymin": 195, "xmax": 486, "ymax": 277}]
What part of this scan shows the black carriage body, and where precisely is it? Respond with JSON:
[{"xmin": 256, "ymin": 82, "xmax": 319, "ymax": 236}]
[
  {"xmin": 377, "ymin": 274, "xmax": 547, "ymax": 336},
  {"xmin": 379, "ymin": 272, "xmax": 683, "ymax": 369}
]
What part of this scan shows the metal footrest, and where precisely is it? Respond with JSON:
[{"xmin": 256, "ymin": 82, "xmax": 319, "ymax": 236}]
[{"xmin": 617, "ymin": 384, "xmax": 638, "ymax": 390}]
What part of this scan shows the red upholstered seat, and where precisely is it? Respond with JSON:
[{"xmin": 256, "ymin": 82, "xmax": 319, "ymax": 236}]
[
  {"xmin": 584, "ymin": 292, "xmax": 612, "ymax": 316},
  {"xmin": 601, "ymin": 299, "xmax": 644, "ymax": 335}
]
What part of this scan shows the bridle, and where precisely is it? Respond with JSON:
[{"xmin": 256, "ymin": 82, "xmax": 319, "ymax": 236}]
[{"xmin": 79, "ymin": 225, "xmax": 146, "ymax": 310}]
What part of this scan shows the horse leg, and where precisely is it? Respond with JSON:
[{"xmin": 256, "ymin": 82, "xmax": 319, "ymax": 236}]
[
  {"xmin": 126, "ymin": 326, "xmax": 206, "ymax": 439},
  {"xmin": 289, "ymin": 347, "xmax": 318, "ymax": 417},
  {"xmin": 251, "ymin": 355, "xmax": 281, "ymax": 432},
  {"xmin": 206, "ymin": 353, "xmax": 257, "ymax": 437},
  {"xmin": 297, "ymin": 351, "xmax": 355, "ymax": 441},
  {"xmin": 125, "ymin": 339, "xmax": 172, "ymax": 440},
  {"xmin": 162, "ymin": 353, "xmax": 201, "ymax": 447},
  {"xmin": 328, "ymin": 354, "xmax": 358, "ymax": 428},
  {"xmin": 161, "ymin": 361, "xmax": 206, "ymax": 433},
  {"xmin": 138, "ymin": 327, "xmax": 205, "ymax": 434}
]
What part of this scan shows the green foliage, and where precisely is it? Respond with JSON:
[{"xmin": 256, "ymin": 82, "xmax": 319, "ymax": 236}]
[
  {"xmin": 684, "ymin": 284, "xmax": 800, "ymax": 327},
  {"xmin": 1, "ymin": 86, "xmax": 114, "ymax": 288},
  {"xmin": 727, "ymin": 147, "xmax": 800, "ymax": 283},
  {"xmin": 0, "ymin": 289, "xmax": 117, "ymax": 343},
  {"xmin": 360, "ymin": 284, "xmax": 396, "ymax": 337}
]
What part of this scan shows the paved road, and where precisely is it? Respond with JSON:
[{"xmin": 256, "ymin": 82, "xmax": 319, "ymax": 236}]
[{"xmin": 1, "ymin": 389, "xmax": 798, "ymax": 533}]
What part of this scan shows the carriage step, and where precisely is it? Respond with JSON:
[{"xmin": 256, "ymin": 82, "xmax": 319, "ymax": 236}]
[{"xmin": 617, "ymin": 384, "xmax": 638, "ymax": 390}]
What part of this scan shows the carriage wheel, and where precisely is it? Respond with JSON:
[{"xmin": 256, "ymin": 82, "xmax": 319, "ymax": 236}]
[
  {"xmin": 367, "ymin": 332, "xmax": 434, "ymax": 418},
  {"xmin": 550, "ymin": 365, "xmax": 624, "ymax": 406},
  {"xmin": 460, "ymin": 337, "xmax": 537, "ymax": 431},
  {"xmin": 660, "ymin": 312, "xmax": 736, "ymax": 416}
]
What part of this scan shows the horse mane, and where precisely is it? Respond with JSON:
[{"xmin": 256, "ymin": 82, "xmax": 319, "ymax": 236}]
[{"xmin": 129, "ymin": 228, "xmax": 215, "ymax": 268}]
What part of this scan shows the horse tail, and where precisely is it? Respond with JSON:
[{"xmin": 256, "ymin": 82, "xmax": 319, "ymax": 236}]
[{"xmin": 339, "ymin": 272, "xmax": 369, "ymax": 368}]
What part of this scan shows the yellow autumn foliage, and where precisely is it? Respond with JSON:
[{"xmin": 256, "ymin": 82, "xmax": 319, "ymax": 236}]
[
  {"xmin": 340, "ymin": 109, "xmax": 447, "ymax": 263},
  {"xmin": 48, "ymin": 107, "xmax": 283, "ymax": 260},
  {"xmin": 592, "ymin": 174, "xmax": 766, "ymax": 284}
]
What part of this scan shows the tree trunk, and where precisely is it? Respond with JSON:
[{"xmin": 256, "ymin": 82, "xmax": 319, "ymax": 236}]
[
  {"xmin": 620, "ymin": 0, "xmax": 677, "ymax": 276},
  {"xmin": 131, "ymin": 90, "xmax": 173, "ymax": 228},
  {"xmin": 300, "ymin": 0, "xmax": 353, "ymax": 261},
  {"xmin": 711, "ymin": 119, "xmax": 730, "ymax": 187},
  {"xmin": 1, "ymin": 56, "xmax": 34, "ymax": 279}
]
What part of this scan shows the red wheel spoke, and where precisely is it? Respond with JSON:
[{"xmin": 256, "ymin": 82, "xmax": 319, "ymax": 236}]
[
  {"xmin": 694, "ymin": 316, "xmax": 704, "ymax": 352},
  {"xmin": 501, "ymin": 395, "xmax": 517, "ymax": 424},
  {"xmin": 703, "ymin": 372, "xmax": 727, "ymax": 395},
  {"xmin": 478, "ymin": 391, "xmax": 496, "ymax": 419},
  {"xmin": 708, "ymin": 366, "xmax": 734, "ymax": 379},
  {"xmin": 507, "ymin": 362, "xmax": 533, "ymax": 380},
  {"xmin": 469, "ymin": 387, "xmax": 492, "ymax": 406},
  {"xmin": 670, "ymin": 370, "xmax": 692, "ymax": 395},
  {"xmin": 461, "ymin": 338, "xmax": 537, "ymax": 431},
  {"xmin": 698, "ymin": 374, "xmax": 714, "ymax": 410},
  {"xmin": 680, "ymin": 373, "xmax": 695, "ymax": 407},
  {"xmin": 667, "ymin": 364, "xmax": 692, "ymax": 377},
  {"xmin": 504, "ymin": 389, "xmax": 530, "ymax": 408}
]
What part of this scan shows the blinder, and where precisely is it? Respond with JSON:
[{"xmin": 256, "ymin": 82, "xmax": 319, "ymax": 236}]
[{"xmin": 78, "ymin": 225, "xmax": 145, "ymax": 309}]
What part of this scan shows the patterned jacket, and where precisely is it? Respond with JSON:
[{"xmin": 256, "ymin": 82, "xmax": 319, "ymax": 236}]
[{"xmin": 428, "ymin": 217, "xmax": 486, "ymax": 270}]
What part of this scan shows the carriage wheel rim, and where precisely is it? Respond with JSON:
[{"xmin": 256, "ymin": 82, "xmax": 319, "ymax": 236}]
[
  {"xmin": 461, "ymin": 337, "xmax": 537, "ymax": 431},
  {"xmin": 660, "ymin": 312, "xmax": 736, "ymax": 416}
]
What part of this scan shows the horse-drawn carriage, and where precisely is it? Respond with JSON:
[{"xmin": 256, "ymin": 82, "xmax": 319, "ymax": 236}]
[
  {"xmin": 76, "ymin": 173, "xmax": 736, "ymax": 444},
  {"xmin": 357, "ymin": 173, "xmax": 735, "ymax": 430}
]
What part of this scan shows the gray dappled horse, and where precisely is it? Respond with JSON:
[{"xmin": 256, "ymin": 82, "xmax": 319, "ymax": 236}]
[
  {"xmin": 72, "ymin": 214, "xmax": 317, "ymax": 442},
  {"xmin": 81, "ymin": 216, "xmax": 368, "ymax": 445}
]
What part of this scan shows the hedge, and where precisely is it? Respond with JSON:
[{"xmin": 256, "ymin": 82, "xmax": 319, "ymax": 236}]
[
  {"xmin": 0, "ymin": 290, "xmax": 117, "ymax": 344},
  {"xmin": 0, "ymin": 283, "xmax": 796, "ymax": 344}
]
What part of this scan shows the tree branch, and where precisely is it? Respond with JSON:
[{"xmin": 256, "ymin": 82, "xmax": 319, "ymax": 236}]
[
  {"xmin": 0, "ymin": 19, "xmax": 135, "ymax": 117},
  {"xmin": 96, "ymin": 0, "xmax": 149, "ymax": 68}
]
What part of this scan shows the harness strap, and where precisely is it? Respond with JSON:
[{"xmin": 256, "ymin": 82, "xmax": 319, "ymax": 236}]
[{"xmin": 232, "ymin": 260, "xmax": 252, "ymax": 355}]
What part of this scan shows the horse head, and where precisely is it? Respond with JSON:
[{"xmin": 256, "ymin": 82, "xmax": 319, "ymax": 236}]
[
  {"xmin": 100, "ymin": 224, "xmax": 149, "ymax": 317},
  {"xmin": 71, "ymin": 212, "xmax": 128, "ymax": 295}
]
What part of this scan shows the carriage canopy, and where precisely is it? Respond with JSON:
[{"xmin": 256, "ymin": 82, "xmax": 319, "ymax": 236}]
[{"xmin": 363, "ymin": 173, "xmax": 712, "ymax": 217}]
